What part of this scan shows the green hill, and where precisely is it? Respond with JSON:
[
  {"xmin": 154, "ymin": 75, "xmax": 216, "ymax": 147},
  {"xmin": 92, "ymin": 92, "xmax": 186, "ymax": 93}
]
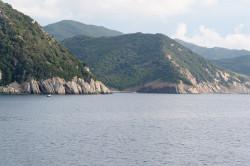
[
  {"xmin": 0, "ymin": 2, "xmax": 91, "ymax": 85},
  {"xmin": 176, "ymin": 39, "xmax": 250, "ymax": 60},
  {"xmin": 44, "ymin": 20, "xmax": 123, "ymax": 41},
  {"xmin": 0, "ymin": 1, "xmax": 110, "ymax": 94},
  {"xmin": 62, "ymin": 33, "xmax": 250, "ymax": 93},
  {"xmin": 213, "ymin": 56, "xmax": 250, "ymax": 76},
  {"xmin": 176, "ymin": 39, "xmax": 250, "ymax": 76}
]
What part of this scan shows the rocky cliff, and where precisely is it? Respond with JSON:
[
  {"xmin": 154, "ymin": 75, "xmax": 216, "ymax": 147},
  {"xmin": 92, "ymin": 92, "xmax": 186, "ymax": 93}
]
[
  {"xmin": 137, "ymin": 79, "xmax": 250, "ymax": 94},
  {"xmin": 0, "ymin": 77, "xmax": 111, "ymax": 94},
  {"xmin": 137, "ymin": 61, "xmax": 250, "ymax": 94}
]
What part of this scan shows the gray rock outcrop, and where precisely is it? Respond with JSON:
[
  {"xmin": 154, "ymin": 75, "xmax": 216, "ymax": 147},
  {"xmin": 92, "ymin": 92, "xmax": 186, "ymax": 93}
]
[{"xmin": 0, "ymin": 77, "xmax": 111, "ymax": 95}]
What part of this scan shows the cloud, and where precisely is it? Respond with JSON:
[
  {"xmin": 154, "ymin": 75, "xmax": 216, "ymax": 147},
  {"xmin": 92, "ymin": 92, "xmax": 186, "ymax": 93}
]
[
  {"xmin": 175, "ymin": 23, "xmax": 250, "ymax": 50},
  {"xmin": 5, "ymin": 0, "xmax": 250, "ymax": 51},
  {"xmin": 4, "ymin": 0, "xmax": 217, "ymax": 25},
  {"xmin": 201, "ymin": 0, "xmax": 219, "ymax": 7},
  {"xmin": 234, "ymin": 24, "xmax": 245, "ymax": 33},
  {"xmin": 175, "ymin": 23, "xmax": 187, "ymax": 37}
]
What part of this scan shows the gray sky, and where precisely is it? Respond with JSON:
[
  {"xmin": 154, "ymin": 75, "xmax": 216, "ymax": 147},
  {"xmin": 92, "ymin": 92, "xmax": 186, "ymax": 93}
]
[{"xmin": 4, "ymin": 0, "xmax": 250, "ymax": 50}]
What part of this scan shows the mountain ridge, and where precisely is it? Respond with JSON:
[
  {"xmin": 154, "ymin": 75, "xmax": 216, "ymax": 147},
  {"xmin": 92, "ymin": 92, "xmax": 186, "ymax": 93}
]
[
  {"xmin": 176, "ymin": 39, "xmax": 250, "ymax": 60},
  {"xmin": 176, "ymin": 39, "xmax": 250, "ymax": 76},
  {"xmin": 44, "ymin": 20, "xmax": 123, "ymax": 41}
]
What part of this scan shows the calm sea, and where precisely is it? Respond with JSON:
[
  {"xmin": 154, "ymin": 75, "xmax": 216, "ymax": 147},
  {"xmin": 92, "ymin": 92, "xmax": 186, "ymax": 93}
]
[{"xmin": 1, "ymin": 94, "xmax": 250, "ymax": 166}]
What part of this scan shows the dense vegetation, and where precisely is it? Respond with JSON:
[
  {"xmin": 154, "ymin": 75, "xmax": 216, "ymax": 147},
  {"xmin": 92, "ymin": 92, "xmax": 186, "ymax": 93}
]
[
  {"xmin": 0, "ymin": 1, "xmax": 93, "ymax": 86},
  {"xmin": 177, "ymin": 39, "xmax": 250, "ymax": 76},
  {"xmin": 44, "ymin": 20, "xmax": 123, "ymax": 41},
  {"xmin": 176, "ymin": 39, "xmax": 250, "ymax": 60},
  {"xmin": 213, "ymin": 55, "xmax": 250, "ymax": 76},
  {"xmin": 63, "ymin": 33, "xmax": 218, "ymax": 90}
]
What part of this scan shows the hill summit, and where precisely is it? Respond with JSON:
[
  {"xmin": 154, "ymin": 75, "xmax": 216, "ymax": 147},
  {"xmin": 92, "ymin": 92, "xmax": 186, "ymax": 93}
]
[{"xmin": 44, "ymin": 20, "xmax": 123, "ymax": 41}]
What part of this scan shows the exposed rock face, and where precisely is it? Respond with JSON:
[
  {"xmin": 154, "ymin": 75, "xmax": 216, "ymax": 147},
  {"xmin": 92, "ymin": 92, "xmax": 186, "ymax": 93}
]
[
  {"xmin": 135, "ymin": 54, "xmax": 250, "ymax": 94},
  {"xmin": 137, "ymin": 70, "xmax": 250, "ymax": 94},
  {"xmin": 137, "ymin": 80, "xmax": 250, "ymax": 94},
  {"xmin": 136, "ymin": 54, "xmax": 250, "ymax": 94},
  {"xmin": 0, "ymin": 77, "xmax": 111, "ymax": 95}
]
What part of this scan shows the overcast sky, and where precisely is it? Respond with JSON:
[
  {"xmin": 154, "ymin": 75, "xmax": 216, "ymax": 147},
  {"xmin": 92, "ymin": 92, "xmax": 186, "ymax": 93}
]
[{"xmin": 4, "ymin": 0, "xmax": 250, "ymax": 50}]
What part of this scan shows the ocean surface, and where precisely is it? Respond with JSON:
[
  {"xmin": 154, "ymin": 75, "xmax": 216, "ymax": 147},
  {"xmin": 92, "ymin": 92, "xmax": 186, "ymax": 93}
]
[{"xmin": 1, "ymin": 94, "xmax": 250, "ymax": 166}]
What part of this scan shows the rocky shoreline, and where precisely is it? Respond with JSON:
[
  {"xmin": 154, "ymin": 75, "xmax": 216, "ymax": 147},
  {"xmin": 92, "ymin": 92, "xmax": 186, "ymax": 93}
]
[
  {"xmin": 0, "ymin": 77, "xmax": 111, "ymax": 95},
  {"xmin": 137, "ymin": 81, "xmax": 250, "ymax": 94}
]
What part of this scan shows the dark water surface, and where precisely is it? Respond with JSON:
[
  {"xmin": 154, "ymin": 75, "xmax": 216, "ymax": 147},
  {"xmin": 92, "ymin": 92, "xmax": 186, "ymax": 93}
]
[{"xmin": 1, "ymin": 94, "xmax": 250, "ymax": 166}]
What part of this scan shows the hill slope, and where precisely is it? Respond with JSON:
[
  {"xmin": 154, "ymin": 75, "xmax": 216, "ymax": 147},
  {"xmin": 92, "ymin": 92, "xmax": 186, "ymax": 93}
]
[
  {"xmin": 62, "ymin": 33, "xmax": 250, "ymax": 93},
  {"xmin": 213, "ymin": 56, "xmax": 250, "ymax": 76},
  {"xmin": 44, "ymin": 20, "xmax": 123, "ymax": 41},
  {"xmin": 176, "ymin": 39, "xmax": 250, "ymax": 60},
  {"xmin": 176, "ymin": 39, "xmax": 250, "ymax": 76},
  {"xmin": 0, "ymin": 1, "xmax": 110, "ymax": 94}
]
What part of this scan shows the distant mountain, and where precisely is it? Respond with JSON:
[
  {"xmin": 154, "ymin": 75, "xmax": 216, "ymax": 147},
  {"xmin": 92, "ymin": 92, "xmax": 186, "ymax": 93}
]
[
  {"xmin": 62, "ymin": 33, "xmax": 250, "ymax": 93},
  {"xmin": 0, "ymin": 1, "xmax": 110, "ymax": 94},
  {"xmin": 44, "ymin": 20, "xmax": 123, "ymax": 41},
  {"xmin": 213, "ymin": 56, "xmax": 250, "ymax": 76},
  {"xmin": 176, "ymin": 39, "xmax": 250, "ymax": 60},
  {"xmin": 176, "ymin": 39, "xmax": 250, "ymax": 76}
]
